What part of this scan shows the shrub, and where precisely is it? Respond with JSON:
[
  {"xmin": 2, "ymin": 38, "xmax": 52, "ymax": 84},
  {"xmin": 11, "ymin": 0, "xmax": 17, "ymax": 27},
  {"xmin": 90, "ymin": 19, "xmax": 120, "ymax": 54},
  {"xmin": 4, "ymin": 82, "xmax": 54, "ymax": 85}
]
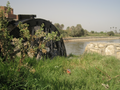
[
  {"xmin": 0, "ymin": 2, "xmax": 61, "ymax": 63},
  {"xmin": 0, "ymin": 1, "xmax": 14, "ymax": 61},
  {"xmin": 91, "ymin": 31, "xmax": 94, "ymax": 33},
  {"xmin": 107, "ymin": 31, "xmax": 114, "ymax": 36}
]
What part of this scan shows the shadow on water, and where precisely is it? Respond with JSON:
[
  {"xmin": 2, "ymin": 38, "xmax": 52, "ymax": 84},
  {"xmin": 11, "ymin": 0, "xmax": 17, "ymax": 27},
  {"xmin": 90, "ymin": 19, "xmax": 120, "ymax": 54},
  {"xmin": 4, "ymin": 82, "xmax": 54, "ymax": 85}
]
[{"xmin": 64, "ymin": 39, "xmax": 120, "ymax": 56}]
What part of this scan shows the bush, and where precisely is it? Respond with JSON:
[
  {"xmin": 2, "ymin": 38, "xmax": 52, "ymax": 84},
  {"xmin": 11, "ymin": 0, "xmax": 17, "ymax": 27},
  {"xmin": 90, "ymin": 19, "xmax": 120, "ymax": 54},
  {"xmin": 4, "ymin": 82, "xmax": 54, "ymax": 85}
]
[
  {"xmin": 107, "ymin": 31, "xmax": 114, "ymax": 36},
  {"xmin": 91, "ymin": 31, "xmax": 94, "ymax": 33},
  {"xmin": 0, "ymin": 2, "xmax": 62, "ymax": 62},
  {"xmin": 100, "ymin": 31, "xmax": 104, "ymax": 34}
]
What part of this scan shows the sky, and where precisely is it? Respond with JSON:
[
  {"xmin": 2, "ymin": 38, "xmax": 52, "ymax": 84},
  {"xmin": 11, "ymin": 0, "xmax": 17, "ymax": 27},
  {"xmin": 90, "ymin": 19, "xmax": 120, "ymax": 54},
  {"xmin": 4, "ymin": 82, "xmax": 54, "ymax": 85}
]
[{"xmin": 0, "ymin": 0, "xmax": 120, "ymax": 32}]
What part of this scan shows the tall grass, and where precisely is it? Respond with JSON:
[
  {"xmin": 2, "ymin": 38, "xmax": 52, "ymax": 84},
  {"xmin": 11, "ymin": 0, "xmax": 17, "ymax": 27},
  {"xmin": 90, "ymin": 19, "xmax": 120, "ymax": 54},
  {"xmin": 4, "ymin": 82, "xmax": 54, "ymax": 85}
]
[{"xmin": 0, "ymin": 53, "xmax": 120, "ymax": 90}]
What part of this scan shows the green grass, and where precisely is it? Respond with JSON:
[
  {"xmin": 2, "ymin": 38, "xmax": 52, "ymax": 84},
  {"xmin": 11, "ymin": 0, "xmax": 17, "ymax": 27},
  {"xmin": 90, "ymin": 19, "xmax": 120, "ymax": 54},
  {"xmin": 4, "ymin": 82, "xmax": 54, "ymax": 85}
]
[{"xmin": 0, "ymin": 53, "xmax": 120, "ymax": 90}]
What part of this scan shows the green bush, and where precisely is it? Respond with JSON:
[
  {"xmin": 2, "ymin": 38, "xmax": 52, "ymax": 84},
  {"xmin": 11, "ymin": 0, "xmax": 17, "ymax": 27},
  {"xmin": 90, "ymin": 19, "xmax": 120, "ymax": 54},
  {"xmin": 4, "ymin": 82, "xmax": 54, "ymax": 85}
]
[
  {"xmin": 91, "ymin": 31, "xmax": 94, "ymax": 33},
  {"xmin": 100, "ymin": 31, "xmax": 104, "ymax": 34},
  {"xmin": 0, "ymin": 2, "xmax": 61, "ymax": 62},
  {"xmin": 0, "ymin": 1, "xmax": 14, "ymax": 61},
  {"xmin": 107, "ymin": 31, "xmax": 114, "ymax": 36}
]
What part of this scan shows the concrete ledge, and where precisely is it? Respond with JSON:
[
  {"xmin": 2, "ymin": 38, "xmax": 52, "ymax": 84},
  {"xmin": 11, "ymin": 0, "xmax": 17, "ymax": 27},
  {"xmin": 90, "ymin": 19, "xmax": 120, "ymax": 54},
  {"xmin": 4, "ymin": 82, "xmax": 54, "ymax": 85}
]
[{"xmin": 85, "ymin": 42, "xmax": 120, "ymax": 59}]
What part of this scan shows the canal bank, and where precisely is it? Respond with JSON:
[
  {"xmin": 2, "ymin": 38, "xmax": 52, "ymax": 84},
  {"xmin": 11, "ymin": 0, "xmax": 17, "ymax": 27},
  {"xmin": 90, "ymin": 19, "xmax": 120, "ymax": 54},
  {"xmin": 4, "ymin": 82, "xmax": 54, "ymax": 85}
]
[
  {"xmin": 63, "ymin": 36, "xmax": 120, "ymax": 42},
  {"xmin": 64, "ymin": 39, "xmax": 120, "ymax": 56}
]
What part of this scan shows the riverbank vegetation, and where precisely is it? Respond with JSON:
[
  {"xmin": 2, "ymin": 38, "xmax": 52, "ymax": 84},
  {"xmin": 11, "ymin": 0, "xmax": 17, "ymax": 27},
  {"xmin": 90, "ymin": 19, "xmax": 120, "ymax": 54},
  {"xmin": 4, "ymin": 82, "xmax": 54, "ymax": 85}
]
[
  {"xmin": 1, "ymin": 2, "xmax": 120, "ymax": 90},
  {"xmin": 0, "ymin": 53, "xmax": 120, "ymax": 89},
  {"xmin": 54, "ymin": 23, "xmax": 120, "ymax": 37}
]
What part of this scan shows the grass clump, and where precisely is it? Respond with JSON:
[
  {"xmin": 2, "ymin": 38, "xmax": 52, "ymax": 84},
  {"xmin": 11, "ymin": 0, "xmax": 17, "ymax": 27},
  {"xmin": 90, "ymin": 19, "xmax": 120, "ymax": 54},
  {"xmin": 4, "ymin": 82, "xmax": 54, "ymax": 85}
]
[{"xmin": 0, "ymin": 53, "xmax": 120, "ymax": 90}]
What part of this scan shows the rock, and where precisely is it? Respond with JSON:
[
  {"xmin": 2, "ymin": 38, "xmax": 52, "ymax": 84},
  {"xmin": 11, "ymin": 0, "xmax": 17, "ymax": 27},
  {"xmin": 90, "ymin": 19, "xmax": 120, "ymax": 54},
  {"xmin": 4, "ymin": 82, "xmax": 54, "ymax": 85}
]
[
  {"xmin": 87, "ymin": 43, "xmax": 94, "ymax": 48},
  {"xmin": 85, "ymin": 42, "xmax": 120, "ymax": 60},
  {"xmin": 99, "ymin": 44, "xmax": 104, "ymax": 48},
  {"xmin": 105, "ymin": 45, "xmax": 115, "ymax": 55},
  {"xmin": 90, "ymin": 48, "xmax": 101, "ymax": 54},
  {"xmin": 116, "ymin": 47, "xmax": 120, "ymax": 50},
  {"xmin": 117, "ymin": 52, "xmax": 120, "ymax": 59}
]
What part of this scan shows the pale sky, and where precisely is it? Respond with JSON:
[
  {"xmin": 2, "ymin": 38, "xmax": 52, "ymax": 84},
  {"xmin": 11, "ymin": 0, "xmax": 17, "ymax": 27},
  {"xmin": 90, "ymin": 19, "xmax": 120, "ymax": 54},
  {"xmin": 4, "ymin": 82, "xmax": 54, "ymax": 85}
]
[{"xmin": 1, "ymin": 0, "xmax": 120, "ymax": 32}]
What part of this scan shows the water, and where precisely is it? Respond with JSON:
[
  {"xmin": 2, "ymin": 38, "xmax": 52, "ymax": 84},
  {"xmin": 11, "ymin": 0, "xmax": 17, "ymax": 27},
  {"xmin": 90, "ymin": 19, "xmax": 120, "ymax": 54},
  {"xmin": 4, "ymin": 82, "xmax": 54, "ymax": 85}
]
[{"xmin": 64, "ymin": 39, "xmax": 120, "ymax": 56}]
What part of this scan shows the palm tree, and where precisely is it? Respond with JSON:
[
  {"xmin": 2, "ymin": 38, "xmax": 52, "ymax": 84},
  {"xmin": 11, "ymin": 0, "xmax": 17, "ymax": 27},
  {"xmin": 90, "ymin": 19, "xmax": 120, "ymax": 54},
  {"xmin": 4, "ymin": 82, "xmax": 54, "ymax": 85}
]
[
  {"xmin": 110, "ymin": 27, "xmax": 112, "ymax": 31},
  {"xmin": 113, "ymin": 27, "xmax": 114, "ymax": 31}
]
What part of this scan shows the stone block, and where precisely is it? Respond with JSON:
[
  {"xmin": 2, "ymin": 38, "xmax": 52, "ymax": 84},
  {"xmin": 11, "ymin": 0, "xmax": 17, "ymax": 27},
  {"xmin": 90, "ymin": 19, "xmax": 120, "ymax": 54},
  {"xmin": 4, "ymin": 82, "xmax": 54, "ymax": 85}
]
[
  {"xmin": 98, "ymin": 44, "xmax": 104, "ymax": 48},
  {"xmin": 105, "ymin": 45, "xmax": 115, "ymax": 55},
  {"xmin": 90, "ymin": 48, "xmax": 101, "ymax": 54},
  {"xmin": 85, "ymin": 42, "xmax": 120, "ymax": 60},
  {"xmin": 116, "ymin": 47, "xmax": 120, "ymax": 50},
  {"xmin": 87, "ymin": 43, "xmax": 94, "ymax": 48},
  {"xmin": 117, "ymin": 52, "xmax": 120, "ymax": 59}
]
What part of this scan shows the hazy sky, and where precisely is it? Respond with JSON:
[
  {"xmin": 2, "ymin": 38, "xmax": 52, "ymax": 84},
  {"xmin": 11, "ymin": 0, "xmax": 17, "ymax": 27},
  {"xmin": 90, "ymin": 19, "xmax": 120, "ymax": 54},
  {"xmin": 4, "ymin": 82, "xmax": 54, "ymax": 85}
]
[{"xmin": 1, "ymin": 0, "xmax": 120, "ymax": 32}]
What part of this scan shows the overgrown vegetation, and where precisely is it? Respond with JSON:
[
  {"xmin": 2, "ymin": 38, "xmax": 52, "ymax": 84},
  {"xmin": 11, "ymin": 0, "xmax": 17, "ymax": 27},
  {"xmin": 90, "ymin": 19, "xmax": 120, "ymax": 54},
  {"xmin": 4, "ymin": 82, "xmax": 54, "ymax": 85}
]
[
  {"xmin": 0, "ymin": 2, "xmax": 61, "ymax": 63},
  {"xmin": 0, "ymin": 53, "xmax": 120, "ymax": 89},
  {"xmin": 0, "ymin": 2, "xmax": 15, "ymax": 61},
  {"xmin": 1, "ymin": 1, "xmax": 120, "ymax": 90}
]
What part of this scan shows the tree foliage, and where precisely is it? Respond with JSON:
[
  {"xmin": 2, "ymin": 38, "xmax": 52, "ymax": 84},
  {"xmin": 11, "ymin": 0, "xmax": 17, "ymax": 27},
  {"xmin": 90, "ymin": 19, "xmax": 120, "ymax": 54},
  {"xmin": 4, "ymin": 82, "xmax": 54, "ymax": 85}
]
[
  {"xmin": 54, "ymin": 23, "xmax": 89, "ymax": 37},
  {"xmin": 54, "ymin": 23, "xmax": 64, "ymax": 30},
  {"xmin": 69, "ymin": 24, "xmax": 86, "ymax": 37}
]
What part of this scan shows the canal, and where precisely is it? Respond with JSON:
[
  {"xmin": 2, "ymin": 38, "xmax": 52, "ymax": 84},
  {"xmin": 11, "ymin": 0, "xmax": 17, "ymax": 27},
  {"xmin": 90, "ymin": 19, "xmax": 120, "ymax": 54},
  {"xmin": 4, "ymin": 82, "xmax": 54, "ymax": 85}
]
[{"xmin": 64, "ymin": 39, "xmax": 120, "ymax": 56}]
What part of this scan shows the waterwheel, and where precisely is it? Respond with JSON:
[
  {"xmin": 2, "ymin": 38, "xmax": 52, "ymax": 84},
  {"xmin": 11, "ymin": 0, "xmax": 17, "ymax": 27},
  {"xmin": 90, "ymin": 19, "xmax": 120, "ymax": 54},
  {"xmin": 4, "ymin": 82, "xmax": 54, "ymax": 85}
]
[{"xmin": 9, "ymin": 18, "xmax": 66, "ymax": 59}]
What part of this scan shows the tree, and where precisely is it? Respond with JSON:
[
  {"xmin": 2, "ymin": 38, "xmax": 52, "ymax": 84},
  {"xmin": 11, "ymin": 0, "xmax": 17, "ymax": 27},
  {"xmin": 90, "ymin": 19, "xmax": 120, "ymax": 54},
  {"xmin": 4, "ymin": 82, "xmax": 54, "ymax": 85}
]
[
  {"xmin": 54, "ymin": 23, "xmax": 64, "ymax": 30},
  {"xmin": 60, "ymin": 24, "xmax": 64, "ymax": 30},
  {"xmin": 75, "ymin": 24, "xmax": 82, "ymax": 36},
  {"xmin": 70, "ymin": 26, "xmax": 75, "ymax": 37},
  {"xmin": 113, "ymin": 27, "xmax": 114, "ymax": 30},
  {"xmin": 66, "ymin": 26, "xmax": 70, "ymax": 30},
  {"xmin": 54, "ymin": 23, "xmax": 61, "ymax": 30},
  {"xmin": 84, "ymin": 29, "xmax": 89, "ymax": 36},
  {"xmin": 70, "ymin": 24, "xmax": 85, "ymax": 37},
  {"xmin": 91, "ymin": 31, "xmax": 94, "ymax": 33},
  {"xmin": 75, "ymin": 24, "xmax": 82, "ymax": 31}
]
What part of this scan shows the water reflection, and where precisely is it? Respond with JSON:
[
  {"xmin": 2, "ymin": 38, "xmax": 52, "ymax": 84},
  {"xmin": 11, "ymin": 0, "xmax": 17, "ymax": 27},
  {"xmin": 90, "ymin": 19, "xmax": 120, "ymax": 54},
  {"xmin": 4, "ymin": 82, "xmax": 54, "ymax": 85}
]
[{"xmin": 64, "ymin": 39, "xmax": 120, "ymax": 56}]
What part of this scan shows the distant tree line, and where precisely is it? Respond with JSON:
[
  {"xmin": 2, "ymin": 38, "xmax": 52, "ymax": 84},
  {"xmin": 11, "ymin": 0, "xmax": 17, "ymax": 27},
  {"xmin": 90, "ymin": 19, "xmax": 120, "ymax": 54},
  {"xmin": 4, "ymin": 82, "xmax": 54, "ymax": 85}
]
[
  {"xmin": 54, "ymin": 23, "xmax": 119, "ymax": 37},
  {"xmin": 54, "ymin": 23, "xmax": 88, "ymax": 37},
  {"xmin": 90, "ymin": 30, "xmax": 115, "ymax": 36}
]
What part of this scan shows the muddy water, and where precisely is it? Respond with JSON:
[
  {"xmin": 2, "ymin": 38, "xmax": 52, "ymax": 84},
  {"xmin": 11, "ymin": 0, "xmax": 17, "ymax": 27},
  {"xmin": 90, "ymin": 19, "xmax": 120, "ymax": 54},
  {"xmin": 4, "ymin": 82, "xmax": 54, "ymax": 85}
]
[{"xmin": 64, "ymin": 39, "xmax": 120, "ymax": 56}]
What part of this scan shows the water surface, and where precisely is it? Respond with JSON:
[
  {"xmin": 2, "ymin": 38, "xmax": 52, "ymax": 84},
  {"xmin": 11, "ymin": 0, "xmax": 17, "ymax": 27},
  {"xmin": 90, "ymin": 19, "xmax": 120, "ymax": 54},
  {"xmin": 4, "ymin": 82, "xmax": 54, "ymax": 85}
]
[{"xmin": 64, "ymin": 39, "xmax": 120, "ymax": 56}]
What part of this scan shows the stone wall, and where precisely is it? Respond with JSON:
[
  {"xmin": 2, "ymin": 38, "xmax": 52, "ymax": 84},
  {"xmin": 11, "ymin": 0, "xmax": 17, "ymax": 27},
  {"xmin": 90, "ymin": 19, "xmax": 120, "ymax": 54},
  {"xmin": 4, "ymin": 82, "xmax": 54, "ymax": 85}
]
[{"xmin": 85, "ymin": 42, "xmax": 120, "ymax": 59}]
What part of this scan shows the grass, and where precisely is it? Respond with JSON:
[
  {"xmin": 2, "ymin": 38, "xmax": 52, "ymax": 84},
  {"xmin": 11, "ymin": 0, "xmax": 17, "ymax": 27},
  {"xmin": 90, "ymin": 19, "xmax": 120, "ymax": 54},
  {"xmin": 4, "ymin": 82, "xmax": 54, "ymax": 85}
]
[{"xmin": 0, "ymin": 53, "xmax": 120, "ymax": 90}]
